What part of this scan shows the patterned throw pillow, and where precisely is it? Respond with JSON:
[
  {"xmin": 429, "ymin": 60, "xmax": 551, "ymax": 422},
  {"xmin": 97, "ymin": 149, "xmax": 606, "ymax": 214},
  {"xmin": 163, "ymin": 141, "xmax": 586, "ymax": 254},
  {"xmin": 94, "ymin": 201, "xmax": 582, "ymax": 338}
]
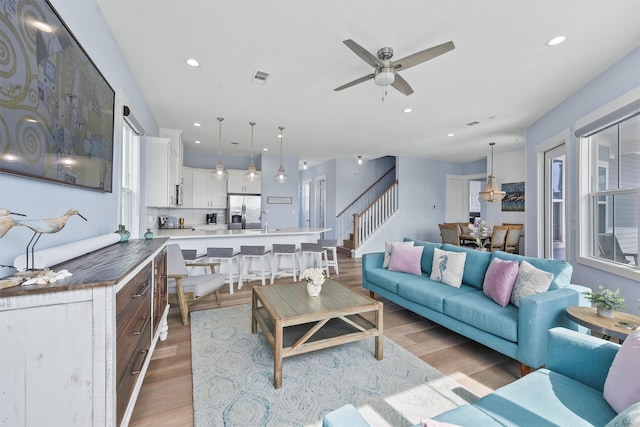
[
  {"xmin": 383, "ymin": 240, "xmax": 414, "ymax": 268},
  {"xmin": 430, "ymin": 248, "xmax": 466, "ymax": 288},
  {"xmin": 510, "ymin": 260, "xmax": 554, "ymax": 307}
]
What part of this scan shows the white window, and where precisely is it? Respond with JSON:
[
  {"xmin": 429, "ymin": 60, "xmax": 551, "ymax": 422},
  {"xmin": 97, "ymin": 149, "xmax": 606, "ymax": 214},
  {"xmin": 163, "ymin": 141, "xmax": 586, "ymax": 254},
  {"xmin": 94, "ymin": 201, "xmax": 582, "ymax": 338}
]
[
  {"xmin": 121, "ymin": 122, "xmax": 140, "ymax": 236},
  {"xmin": 578, "ymin": 103, "xmax": 640, "ymax": 279}
]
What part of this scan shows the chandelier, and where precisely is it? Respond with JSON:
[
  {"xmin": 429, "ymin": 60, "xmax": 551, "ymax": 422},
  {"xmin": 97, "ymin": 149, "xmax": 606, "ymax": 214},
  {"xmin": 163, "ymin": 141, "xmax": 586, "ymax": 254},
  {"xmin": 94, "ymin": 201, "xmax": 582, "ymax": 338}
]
[{"xmin": 479, "ymin": 142, "xmax": 506, "ymax": 202}]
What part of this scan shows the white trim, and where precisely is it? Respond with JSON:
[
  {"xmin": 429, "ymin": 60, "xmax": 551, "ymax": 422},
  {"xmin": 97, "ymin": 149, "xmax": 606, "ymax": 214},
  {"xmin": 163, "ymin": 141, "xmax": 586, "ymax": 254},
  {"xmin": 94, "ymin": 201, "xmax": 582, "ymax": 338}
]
[{"xmin": 575, "ymin": 86, "xmax": 640, "ymax": 130}]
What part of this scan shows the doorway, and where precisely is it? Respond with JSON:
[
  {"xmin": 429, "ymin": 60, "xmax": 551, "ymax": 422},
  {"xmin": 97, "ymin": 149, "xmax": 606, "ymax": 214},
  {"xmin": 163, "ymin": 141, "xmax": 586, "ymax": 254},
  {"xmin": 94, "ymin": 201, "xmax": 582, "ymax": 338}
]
[
  {"xmin": 544, "ymin": 144, "xmax": 566, "ymax": 260},
  {"xmin": 315, "ymin": 176, "xmax": 326, "ymax": 232},
  {"xmin": 301, "ymin": 179, "xmax": 311, "ymax": 227}
]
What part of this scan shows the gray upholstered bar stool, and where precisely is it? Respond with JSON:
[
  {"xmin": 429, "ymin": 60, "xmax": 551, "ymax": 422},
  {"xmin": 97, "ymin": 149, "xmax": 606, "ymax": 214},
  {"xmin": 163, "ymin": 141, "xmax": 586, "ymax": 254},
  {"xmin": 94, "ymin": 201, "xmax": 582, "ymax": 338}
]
[
  {"xmin": 206, "ymin": 247, "xmax": 240, "ymax": 294},
  {"xmin": 299, "ymin": 242, "xmax": 329, "ymax": 276},
  {"xmin": 318, "ymin": 239, "xmax": 339, "ymax": 275},
  {"xmin": 270, "ymin": 244, "xmax": 299, "ymax": 284},
  {"xmin": 238, "ymin": 245, "xmax": 271, "ymax": 288}
]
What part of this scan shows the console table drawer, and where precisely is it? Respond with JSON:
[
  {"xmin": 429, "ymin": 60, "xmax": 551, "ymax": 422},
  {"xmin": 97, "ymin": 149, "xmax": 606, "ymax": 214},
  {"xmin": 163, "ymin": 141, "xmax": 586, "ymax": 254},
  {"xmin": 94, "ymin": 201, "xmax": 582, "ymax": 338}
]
[
  {"xmin": 116, "ymin": 263, "xmax": 152, "ymax": 320},
  {"xmin": 116, "ymin": 296, "xmax": 151, "ymax": 383}
]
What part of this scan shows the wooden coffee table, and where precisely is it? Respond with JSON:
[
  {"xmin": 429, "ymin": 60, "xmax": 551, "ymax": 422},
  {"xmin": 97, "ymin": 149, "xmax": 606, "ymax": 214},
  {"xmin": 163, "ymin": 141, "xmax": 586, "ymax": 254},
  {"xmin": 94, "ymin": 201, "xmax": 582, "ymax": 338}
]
[
  {"xmin": 566, "ymin": 306, "xmax": 640, "ymax": 343},
  {"xmin": 251, "ymin": 279, "xmax": 383, "ymax": 388}
]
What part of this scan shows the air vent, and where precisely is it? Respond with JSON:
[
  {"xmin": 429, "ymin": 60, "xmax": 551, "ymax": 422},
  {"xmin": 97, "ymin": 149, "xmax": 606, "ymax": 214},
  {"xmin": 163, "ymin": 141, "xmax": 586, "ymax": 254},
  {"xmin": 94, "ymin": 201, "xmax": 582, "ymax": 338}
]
[
  {"xmin": 252, "ymin": 69, "xmax": 270, "ymax": 84},
  {"xmin": 461, "ymin": 120, "xmax": 481, "ymax": 128}
]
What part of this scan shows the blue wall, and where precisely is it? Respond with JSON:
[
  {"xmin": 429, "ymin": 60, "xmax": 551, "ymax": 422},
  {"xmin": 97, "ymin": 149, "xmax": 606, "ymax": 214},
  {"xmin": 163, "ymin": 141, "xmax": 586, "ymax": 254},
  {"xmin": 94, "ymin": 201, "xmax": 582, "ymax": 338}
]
[
  {"xmin": 525, "ymin": 46, "xmax": 640, "ymax": 314},
  {"xmin": 0, "ymin": 0, "xmax": 158, "ymax": 278}
]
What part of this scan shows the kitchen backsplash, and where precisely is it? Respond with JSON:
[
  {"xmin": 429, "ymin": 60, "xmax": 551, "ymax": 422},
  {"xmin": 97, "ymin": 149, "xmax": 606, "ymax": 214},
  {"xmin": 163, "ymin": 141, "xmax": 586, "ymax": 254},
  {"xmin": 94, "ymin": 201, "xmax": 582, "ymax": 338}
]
[{"xmin": 146, "ymin": 207, "xmax": 227, "ymax": 229}]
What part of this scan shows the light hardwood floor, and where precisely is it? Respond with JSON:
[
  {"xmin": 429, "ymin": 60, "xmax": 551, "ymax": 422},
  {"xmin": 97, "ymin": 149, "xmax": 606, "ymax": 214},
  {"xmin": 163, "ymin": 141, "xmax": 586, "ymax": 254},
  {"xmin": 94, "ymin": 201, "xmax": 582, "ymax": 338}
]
[{"xmin": 129, "ymin": 254, "xmax": 519, "ymax": 426}]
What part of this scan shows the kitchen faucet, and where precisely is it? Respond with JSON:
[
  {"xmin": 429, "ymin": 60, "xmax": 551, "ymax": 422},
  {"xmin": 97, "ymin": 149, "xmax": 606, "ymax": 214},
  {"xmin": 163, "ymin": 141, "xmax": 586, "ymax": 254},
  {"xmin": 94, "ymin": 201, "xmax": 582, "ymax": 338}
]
[{"xmin": 260, "ymin": 211, "xmax": 268, "ymax": 231}]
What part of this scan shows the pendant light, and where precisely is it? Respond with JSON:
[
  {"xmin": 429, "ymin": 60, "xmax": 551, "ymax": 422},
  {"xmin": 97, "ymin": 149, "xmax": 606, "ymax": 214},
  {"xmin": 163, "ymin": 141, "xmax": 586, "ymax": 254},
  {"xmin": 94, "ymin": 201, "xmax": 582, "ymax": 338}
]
[
  {"xmin": 245, "ymin": 121, "xmax": 259, "ymax": 182},
  {"xmin": 213, "ymin": 117, "xmax": 228, "ymax": 180},
  {"xmin": 479, "ymin": 142, "xmax": 506, "ymax": 202},
  {"xmin": 274, "ymin": 126, "xmax": 288, "ymax": 184}
]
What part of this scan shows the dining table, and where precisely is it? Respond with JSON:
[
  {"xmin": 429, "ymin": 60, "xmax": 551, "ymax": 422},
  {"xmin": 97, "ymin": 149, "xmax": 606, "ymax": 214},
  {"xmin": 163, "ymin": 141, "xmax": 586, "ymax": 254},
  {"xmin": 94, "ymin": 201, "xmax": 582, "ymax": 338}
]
[{"xmin": 459, "ymin": 231, "xmax": 491, "ymax": 247}]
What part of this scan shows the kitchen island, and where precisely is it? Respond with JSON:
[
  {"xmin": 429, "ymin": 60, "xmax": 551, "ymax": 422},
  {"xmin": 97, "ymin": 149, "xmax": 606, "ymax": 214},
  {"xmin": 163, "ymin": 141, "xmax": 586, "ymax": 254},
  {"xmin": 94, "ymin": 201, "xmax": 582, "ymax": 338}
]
[{"xmin": 153, "ymin": 227, "xmax": 331, "ymax": 255}]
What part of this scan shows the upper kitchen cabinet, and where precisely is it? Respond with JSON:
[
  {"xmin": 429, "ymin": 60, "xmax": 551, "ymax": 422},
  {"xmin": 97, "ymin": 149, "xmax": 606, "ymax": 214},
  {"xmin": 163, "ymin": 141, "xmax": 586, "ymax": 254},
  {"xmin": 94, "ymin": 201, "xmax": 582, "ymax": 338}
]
[
  {"xmin": 181, "ymin": 167, "xmax": 194, "ymax": 208},
  {"xmin": 227, "ymin": 169, "xmax": 261, "ymax": 194},
  {"xmin": 192, "ymin": 169, "xmax": 227, "ymax": 208},
  {"xmin": 146, "ymin": 129, "xmax": 183, "ymax": 207}
]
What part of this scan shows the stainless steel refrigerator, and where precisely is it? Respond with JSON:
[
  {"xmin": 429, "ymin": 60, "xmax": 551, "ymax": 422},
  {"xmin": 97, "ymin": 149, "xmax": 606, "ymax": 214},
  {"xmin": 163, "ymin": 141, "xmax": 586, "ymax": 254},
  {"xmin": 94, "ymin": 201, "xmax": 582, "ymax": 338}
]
[{"xmin": 227, "ymin": 194, "xmax": 262, "ymax": 229}]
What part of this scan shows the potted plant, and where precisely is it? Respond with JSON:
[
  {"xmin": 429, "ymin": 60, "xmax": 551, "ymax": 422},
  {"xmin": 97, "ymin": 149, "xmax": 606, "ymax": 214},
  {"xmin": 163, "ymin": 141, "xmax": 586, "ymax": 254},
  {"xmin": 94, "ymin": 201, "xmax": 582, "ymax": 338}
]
[{"xmin": 583, "ymin": 285, "xmax": 626, "ymax": 318}]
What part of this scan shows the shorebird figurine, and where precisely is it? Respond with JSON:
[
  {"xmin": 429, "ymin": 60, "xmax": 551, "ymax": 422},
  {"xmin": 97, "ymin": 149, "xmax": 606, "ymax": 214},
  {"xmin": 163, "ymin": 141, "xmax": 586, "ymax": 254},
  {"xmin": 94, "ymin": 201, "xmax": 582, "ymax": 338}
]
[
  {"xmin": 15, "ymin": 208, "xmax": 87, "ymax": 270},
  {"xmin": 0, "ymin": 208, "xmax": 27, "ymax": 238}
]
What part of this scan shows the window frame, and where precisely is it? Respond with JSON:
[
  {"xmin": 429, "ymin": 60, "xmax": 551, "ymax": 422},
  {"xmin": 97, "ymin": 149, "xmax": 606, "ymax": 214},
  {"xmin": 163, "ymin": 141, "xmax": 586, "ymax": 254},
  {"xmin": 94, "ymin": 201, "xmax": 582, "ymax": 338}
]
[{"xmin": 121, "ymin": 120, "xmax": 140, "ymax": 237}]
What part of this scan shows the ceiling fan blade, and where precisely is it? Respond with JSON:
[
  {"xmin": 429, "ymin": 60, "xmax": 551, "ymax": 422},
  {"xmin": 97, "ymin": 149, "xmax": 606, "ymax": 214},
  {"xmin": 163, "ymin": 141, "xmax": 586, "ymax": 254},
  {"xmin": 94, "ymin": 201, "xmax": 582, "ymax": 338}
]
[
  {"xmin": 334, "ymin": 74, "xmax": 375, "ymax": 91},
  {"xmin": 392, "ymin": 41, "xmax": 455, "ymax": 71},
  {"xmin": 391, "ymin": 73, "xmax": 414, "ymax": 96},
  {"xmin": 342, "ymin": 39, "xmax": 384, "ymax": 68}
]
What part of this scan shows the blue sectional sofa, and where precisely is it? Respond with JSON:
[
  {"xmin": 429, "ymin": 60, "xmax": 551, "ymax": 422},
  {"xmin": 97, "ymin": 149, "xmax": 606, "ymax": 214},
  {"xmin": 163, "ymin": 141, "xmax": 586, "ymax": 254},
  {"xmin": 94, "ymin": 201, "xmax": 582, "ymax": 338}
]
[
  {"xmin": 362, "ymin": 240, "xmax": 589, "ymax": 371},
  {"xmin": 323, "ymin": 328, "xmax": 637, "ymax": 427}
]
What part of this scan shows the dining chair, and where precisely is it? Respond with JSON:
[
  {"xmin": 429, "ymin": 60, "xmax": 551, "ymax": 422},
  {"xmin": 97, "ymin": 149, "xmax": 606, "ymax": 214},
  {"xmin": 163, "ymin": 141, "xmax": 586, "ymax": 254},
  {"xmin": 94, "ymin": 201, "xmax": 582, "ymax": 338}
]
[
  {"xmin": 504, "ymin": 224, "xmax": 523, "ymax": 254},
  {"xmin": 167, "ymin": 244, "xmax": 225, "ymax": 326},
  {"xmin": 487, "ymin": 225, "xmax": 509, "ymax": 252},
  {"xmin": 438, "ymin": 223, "xmax": 460, "ymax": 246}
]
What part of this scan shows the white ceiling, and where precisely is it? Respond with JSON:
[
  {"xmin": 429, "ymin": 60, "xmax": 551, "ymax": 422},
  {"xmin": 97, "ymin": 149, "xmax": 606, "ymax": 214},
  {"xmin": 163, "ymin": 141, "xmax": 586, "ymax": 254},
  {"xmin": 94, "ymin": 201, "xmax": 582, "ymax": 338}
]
[{"xmin": 97, "ymin": 0, "xmax": 640, "ymax": 167}]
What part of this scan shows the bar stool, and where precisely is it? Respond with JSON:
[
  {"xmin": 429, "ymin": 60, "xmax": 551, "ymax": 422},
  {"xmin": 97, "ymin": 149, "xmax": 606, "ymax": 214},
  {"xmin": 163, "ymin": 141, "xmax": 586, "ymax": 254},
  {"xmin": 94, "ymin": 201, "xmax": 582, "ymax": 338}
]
[
  {"xmin": 270, "ymin": 244, "xmax": 299, "ymax": 284},
  {"xmin": 299, "ymin": 242, "xmax": 329, "ymax": 276},
  {"xmin": 239, "ymin": 245, "xmax": 271, "ymax": 288},
  {"xmin": 206, "ymin": 247, "xmax": 241, "ymax": 294},
  {"xmin": 318, "ymin": 239, "xmax": 339, "ymax": 276}
]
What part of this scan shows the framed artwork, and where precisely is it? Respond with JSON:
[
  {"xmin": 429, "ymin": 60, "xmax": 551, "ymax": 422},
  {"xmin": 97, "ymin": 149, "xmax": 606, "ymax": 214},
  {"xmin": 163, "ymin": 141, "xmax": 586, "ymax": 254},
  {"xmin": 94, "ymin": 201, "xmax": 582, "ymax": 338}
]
[
  {"xmin": 501, "ymin": 182, "xmax": 525, "ymax": 212},
  {"xmin": 0, "ymin": 0, "xmax": 115, "ymax": 192}
]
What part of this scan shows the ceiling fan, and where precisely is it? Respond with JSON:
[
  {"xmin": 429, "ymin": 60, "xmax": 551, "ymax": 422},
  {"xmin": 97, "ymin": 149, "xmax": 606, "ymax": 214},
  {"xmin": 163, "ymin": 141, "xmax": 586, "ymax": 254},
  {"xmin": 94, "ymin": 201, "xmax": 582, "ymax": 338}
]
[{"xmin": 334, "ymin": 39, "xmax": 455, "ymax": 96}]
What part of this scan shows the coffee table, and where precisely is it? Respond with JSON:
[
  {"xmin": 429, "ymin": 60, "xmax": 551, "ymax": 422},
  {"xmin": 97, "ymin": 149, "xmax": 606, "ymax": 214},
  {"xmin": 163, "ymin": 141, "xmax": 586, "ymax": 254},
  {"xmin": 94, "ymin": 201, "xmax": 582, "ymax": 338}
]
[
  {"xmin": 566, "ymin": 306, "xmax": 640, "ymax": 343},
  {"xmin": 251, "ymin": 279, "xmax": 383, "ymax": 388}
]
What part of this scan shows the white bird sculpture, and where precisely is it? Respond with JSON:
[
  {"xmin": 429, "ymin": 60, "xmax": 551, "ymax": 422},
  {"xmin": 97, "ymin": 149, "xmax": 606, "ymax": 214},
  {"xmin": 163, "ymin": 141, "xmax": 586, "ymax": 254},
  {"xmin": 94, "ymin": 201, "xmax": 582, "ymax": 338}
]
[
  {"xmin": 0, "ymin": 209, "xmax": 27, "ymax": 238},
  {"xmin": 14, "ymin": 208, "xmax": 87, "ymax": 270}
]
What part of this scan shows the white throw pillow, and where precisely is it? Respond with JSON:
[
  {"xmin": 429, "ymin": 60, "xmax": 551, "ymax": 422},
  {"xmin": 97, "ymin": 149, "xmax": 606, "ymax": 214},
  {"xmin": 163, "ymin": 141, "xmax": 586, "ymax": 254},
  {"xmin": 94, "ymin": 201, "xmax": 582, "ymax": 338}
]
[
  {"xmin": 510, "ymin": 260, "xmax": 554, "ymax": 307},
  {"xmin": 383, "ymin": 240, "xmax": 414, "ymax": 268},
  {"xmin": 430, "ymin": 248, "xmax": 466, "ymax": 288},
  {"xmin": 604, "ymin": 328, "xmax": 640, "ymax": 414}
]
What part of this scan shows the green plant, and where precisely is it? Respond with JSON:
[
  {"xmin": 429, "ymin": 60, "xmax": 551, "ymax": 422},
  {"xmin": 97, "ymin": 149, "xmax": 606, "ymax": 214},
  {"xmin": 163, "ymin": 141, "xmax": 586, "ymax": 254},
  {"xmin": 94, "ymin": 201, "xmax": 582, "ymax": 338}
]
[{"xmin": 583, "ymin": 285, "xmax": 626, "ymax": 311}]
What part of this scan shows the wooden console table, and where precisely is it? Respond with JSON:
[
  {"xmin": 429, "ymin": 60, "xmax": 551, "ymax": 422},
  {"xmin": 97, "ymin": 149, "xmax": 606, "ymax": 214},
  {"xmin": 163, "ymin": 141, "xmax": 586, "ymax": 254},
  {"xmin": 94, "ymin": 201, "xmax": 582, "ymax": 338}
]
[{"xmin": 0, "ymin": 238, "xmax": 169, "ymax": 426}]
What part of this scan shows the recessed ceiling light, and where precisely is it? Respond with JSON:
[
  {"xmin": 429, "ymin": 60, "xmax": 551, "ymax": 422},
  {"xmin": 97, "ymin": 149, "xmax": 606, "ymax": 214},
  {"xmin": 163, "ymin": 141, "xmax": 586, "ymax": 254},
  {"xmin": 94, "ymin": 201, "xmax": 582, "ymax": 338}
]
[
  {"xmin": 194, "ymin": 140, "xmax": 201, "ymax": 144},
  {"xmin": 403, "ymin": 108, "xmax": 412, "ymax": 113},
  {"xmin": 185, "ymin": 58, "xmax": 200, "ymax": 67},
  {"xmin": 448, "ymin": 133, "xmax": 455, "ymax": 137},
  {"xmin": 193, "ymin": 122, "xmax": 201, "ymax": 127},
  {"xmin": 262, "ymin": 148, "xmax": 268, "ymax": 151},
  {"xmin": 32, "ymin": 20, "xmax": 53, "ymax": 33},
  {"xmin": 545, "ymin": 36, "xmax": 566, "ymax": 47}
]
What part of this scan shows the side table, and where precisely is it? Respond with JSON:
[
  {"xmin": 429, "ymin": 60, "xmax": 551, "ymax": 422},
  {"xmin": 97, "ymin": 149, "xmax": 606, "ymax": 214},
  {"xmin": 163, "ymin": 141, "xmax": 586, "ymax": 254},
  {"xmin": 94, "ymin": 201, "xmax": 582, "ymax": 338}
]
[{"xmin": 565, "ymin": 306, "xmax": 640, "ymax": 343}]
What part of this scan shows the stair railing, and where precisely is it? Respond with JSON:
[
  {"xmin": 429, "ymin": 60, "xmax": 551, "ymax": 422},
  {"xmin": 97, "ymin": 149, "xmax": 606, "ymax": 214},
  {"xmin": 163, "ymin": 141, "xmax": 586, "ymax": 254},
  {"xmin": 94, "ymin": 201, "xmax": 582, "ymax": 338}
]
[{"xmin": 352, "ymin": 180, "xmax": 398, "ymax": 248}]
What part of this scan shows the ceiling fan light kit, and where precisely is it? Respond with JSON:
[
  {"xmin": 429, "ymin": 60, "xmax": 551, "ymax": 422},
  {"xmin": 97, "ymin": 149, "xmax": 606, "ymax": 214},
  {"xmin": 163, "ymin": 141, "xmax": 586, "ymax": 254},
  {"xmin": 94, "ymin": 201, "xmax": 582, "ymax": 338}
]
[
  {"xmin": 479, "ymin": 142, "xmax": 506, "ymax": 202},
  {"xmin": 274, "ymin": 126, "xmax": 288, "ymax": 184}
]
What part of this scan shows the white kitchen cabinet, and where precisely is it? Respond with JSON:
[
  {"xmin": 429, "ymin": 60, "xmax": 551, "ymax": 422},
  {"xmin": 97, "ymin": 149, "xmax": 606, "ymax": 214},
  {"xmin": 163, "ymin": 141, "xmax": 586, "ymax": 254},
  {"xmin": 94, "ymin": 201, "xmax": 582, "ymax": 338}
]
[
  {"xmin": 227, "ymin": 169, "xmax": 261, "ymax": 194},
  {"xmin": 182, "ymin": 167, "xmax": 194, "ymax": 208},
  {"xmin": 145, "ymin": 133, "xmax": 183, "ymax": 207},
  {"xmin": 192, "ymin": 169, "xmax": 227, "ymax": 208}
]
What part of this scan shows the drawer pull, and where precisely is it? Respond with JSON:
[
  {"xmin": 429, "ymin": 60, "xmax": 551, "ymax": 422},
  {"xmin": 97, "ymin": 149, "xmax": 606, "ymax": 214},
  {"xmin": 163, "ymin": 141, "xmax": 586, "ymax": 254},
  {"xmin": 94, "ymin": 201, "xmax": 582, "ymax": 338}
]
[
  {"xmin": 130, "ymin": 349, "xmax": 149, "ymax": 375},
  {"xmin": 131, "ymin": 316, "xmax": 150, "ymax": 336},
  {"xmin": 132, "ymin": 281, "xmax": 150, "ymax": 298}
]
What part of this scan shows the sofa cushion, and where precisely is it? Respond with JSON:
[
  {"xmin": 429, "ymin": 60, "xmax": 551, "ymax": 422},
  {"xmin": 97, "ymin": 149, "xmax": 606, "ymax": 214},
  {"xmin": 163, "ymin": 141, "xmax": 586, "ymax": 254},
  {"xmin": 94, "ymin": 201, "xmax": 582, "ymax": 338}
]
[
  {"xmin": 397, "ymin": 279, "xmax": 477, "ymax": 313},
  {"xmin": 383, "ymin": 240, "xmax": 414, "ymax": 267},
  {"xmin": 604, "ymin": 327, "xmax": 640, "ymax": 413},
  {"xmin": 483, "ymin": 258, "xmax": 519, "ymax": 307},
  {"xmin": 388, "ymin": 244, "xmax": 424, "ymax": 275},
  {"xmin": 404, "ymin": 238, "xmax": 442, "ymax": 275},
  {"xmin": 510, "ymin": 260, "xmax": 553, "ymax": 307},
  {"xmin": 442, "ymin": 244, "xmax": 492, "ymax": 289},
  {"xmin": 433, "ymin": 403, "xmax": 503, "ymax": 426},
  {"xmin": 430, "ymin": 248, "xmax": 466, "ymax": 287},
  {"xmin": 473, "ymin": 369, "xmax": 618, "ymax": 427},
  {"xmin": 492, "ymin": 251, "xmax": 572, "ymax": 290},
  {"xmin": 444, "ymin": 291, "xmax": 519, "ymax": 342},
  {"xmin": 364, "ymin": 268, "xmax": 414, "ymax": 294}
]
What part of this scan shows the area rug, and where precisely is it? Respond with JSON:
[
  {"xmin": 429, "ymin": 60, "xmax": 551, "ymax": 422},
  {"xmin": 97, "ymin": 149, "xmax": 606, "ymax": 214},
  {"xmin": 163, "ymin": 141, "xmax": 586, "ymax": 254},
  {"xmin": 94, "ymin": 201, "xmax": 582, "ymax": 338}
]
[{"xmin": 191, "ymin": 304, "xmax": 477, "ymax": 427}]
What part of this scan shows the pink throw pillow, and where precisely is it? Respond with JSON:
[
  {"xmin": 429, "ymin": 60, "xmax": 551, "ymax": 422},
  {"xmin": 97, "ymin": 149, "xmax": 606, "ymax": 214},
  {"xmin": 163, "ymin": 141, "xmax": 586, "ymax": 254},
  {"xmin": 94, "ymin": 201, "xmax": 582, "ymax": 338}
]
[
  {"xmin": 604, "ymin": 327, "xmax": 640, "ymax": 413},
  {"xmin": 388, "ymin": 244, "xmax": 424, "ymax": 276},
  {"xmin": 483, "ymin": 258, "xmax": 519, "ymax": 307}
]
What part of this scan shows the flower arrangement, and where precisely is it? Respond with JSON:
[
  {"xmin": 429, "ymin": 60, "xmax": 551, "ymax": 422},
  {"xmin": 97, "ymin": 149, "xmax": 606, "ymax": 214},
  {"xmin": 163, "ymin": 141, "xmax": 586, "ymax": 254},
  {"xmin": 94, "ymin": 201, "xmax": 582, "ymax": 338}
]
[
  {"xmin": 583, "ymin": 285, "xmax": 626, "ymax": 311},
  {"xmin": 470, "ymin": 219, "xmax": 488, "ymax": 248},
  {"xmin": 300, "ymin": 267, "xmax": 326, "ymax": 286}
]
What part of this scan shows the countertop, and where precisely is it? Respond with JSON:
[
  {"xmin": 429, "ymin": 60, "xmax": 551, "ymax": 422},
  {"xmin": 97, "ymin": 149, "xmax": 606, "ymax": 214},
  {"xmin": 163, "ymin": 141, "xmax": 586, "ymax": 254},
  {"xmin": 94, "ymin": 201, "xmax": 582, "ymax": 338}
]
[{"xmin": 153, "ymin": 227, "xmax": 330, "ymax": 239}]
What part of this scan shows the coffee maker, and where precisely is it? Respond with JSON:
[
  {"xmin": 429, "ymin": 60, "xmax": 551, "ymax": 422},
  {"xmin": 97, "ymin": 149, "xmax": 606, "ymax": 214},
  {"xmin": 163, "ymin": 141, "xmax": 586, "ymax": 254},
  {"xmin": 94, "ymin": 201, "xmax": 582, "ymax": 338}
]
[
  {"xmin": 158, "ymin": 215, "xmax": 168, "ymax": 229},
  {"xmin": 206, "ymin": 213, "xmax": 217, "ymax": 224}
]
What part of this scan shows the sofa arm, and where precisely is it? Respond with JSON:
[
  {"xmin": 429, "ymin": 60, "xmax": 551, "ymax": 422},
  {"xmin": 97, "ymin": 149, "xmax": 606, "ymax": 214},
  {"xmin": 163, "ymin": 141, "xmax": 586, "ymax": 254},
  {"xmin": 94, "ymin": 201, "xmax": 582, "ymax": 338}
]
[
  {"xmin": 362, "ymin": 252, "xmax": 384, "ymax": 286},
  {"xmin": 517, "ymin": 287, "xmax": 586, "ymax": 368},
  {"xmin": 546, "ymin": 327, "xmax": 619, "ymax": 392}
]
